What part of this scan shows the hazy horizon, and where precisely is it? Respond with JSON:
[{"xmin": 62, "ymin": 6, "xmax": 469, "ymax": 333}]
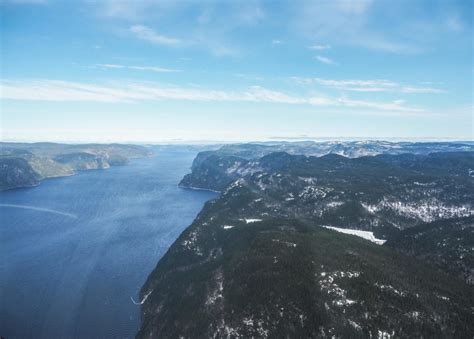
[{"xmin": 1, "ymin": 136, "xmax": 473, "ymax": 145}]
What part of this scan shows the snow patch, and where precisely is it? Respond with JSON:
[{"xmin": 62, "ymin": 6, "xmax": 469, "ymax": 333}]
[
  {"xmin": 131, "ymin": 289, "xmax": 153, "ymax": 305},
  {"xmin": 378, "ymin": 330, "xmax": 395, "ymax": 339},
  {"xmin": 225, "ymin": 161, "xmax": 242, "ymax": 174},
  {"xmin": 224, "ymin": 178, "xmax": 246, "ymax": 194},
  {"xmin": 206, "ymin": 271, "xmax": 224, "ymax": 305},
  {"xmin": 375, "ymin": 283, "xmax": 406, "ymax": 297},
  {"xmin": 318, "ymin": 271, "xmax": 360, "ymax": 308},
  {"xmin": 322, "ymin": 226, "xmax": 386, "ymax": 245},
  {"xmin": 244, "ymin": 218, "xmax": 262, "ymax": 223},
  {"xmin": 326, "ymin": 201, "xmax": 344, "ymax": 209},
  {"xmin": 182, "ymin": 229, "xmax": 203, "ymax": 255},
  {"xmin": 362, "ymin": 199, "xmax": 472, "ymax": 223},
  {"xmin": 299, "ymin": 186, "xmax": 331, "ymax": 200}
]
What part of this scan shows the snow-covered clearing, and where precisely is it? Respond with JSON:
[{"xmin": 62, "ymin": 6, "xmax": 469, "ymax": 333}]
[{"xmin": 322, "ymin": 226, "xmax": 386, "ymax": 245}]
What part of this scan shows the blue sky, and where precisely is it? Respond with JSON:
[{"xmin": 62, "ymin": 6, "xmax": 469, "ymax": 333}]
[{"xmin": 1, "ymin": 0, "xmax": 472, "ymax": 142}]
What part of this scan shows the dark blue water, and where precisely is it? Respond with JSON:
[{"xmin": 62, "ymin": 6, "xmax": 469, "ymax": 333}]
[{"xmin": 0, "ymin": 150, "xmax": 217, "ymax": 338}]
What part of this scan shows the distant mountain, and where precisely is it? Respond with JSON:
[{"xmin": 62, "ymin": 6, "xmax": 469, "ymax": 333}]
[
  {"xmin": 139, "ymin": 149, "xmax": 474, "ymax": 337},
  {"xmin": 198, "ymin": 140, "xmax": 474, "ymax": 159},
  {"xmin": 0, "ymin": 142, "xmax": 152, "ymax": 191},
  {"xmin": 54, "ymin": 152, "xmax": 112, "ymax": 170},
  {"xmin": 180, "ymin": 141, "xmax": 474, "ymax": 191}
]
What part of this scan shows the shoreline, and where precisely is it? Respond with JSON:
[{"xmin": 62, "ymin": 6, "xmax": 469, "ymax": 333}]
[{"xmin": 0, "ymin": 157, "xmax": 148, "ymax": 193}]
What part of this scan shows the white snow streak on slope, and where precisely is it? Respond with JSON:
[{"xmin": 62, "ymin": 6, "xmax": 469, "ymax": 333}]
[
  {"xmin": 131, "ymin": 290, "xmax": 153, "ymax": 305},
  {"xmin": 322, "ymin": 226, "xmax": 386, "ymax": 245}
]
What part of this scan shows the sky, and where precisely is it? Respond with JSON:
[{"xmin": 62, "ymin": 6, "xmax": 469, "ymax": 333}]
[{"xmin": 0, "ymin": 0, "xmax": 473, "ymax": 143}]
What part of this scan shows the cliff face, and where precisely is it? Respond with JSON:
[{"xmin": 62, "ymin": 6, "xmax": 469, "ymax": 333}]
[
  {"xmin": 139, "ymin": 150, "xmax": 474, "ymax": 338},
  {"xmin": 179, "ymin": 153, "xmax": 250, "ymax": 191},
  {"xmin": 179, "ymin": 151, "xmax": 474, "ymax": 234},
  {"xmin": 0, "ymin": 157, "xmax": 41, "ymax": 190},
  {"xmin": 179, "ymin": 141, "xmax": 474, "ymax": 191},
  {"xmin": 54, "ymin": 152, "xmax": 111, "ymax": 170},
  {"xmin": 0, "ymin": 143, "xmax": 152, "ymax": 191}
]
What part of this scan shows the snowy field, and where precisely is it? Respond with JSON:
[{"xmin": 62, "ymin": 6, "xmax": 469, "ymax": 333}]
[{"xmin": 322, "ymin": 226, "xmax": 386, "ymax": 245}]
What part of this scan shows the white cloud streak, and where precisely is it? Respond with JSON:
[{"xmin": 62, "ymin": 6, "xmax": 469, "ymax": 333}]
[
  {"xmin": 292, "ymin": 77, "xmax": 445, "ymax": 94},
  {"xmin": 129, "ymin": 25, "xmax": 181, "ymax": 45},
  {"xmin": 96, "ymin": 64, "xmax": 181, "ymax": 73},
  {"xmin": 315, "ymin": 55, "xmax": 337, "ymax": 65},
  {"xmin": 1, "ymin": 79, "xmax": 423, "ymax": 113},
  {"xmin": 309, "ymin": 44, "xmax": 331, "ymax": 50},
  {"xmin": 294, "ymin": 0, "xmax": 428, "ymax": 54},
  {"xmin": 337, "ymin": 97, "xmax": 421, "ymax": 112},
  {"xmin": 97, "ymin": 64, "xmax": 124, "ymax": 69},
  {"xmin": 400, "ymin": 87, "xmax": 446, "ymax": 94}
]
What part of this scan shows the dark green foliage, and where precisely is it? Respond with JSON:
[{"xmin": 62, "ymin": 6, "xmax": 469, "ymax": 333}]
[
  {"xmin": 139, "ymin": 150, "xmax": 474, "ymax": 338},
  {"xmin": 386, "ymin": 216, "xmax": 474, "ymax": 283},
  {"xmin": 138, "ymin": 215, "xmax": 473, "ymax": 338},
  {"xmin": 180, "ymin": 150, "xmax": 473, "ymax": 233}
]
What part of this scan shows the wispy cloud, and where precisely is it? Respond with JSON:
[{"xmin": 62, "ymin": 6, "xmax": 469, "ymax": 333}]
[
  {"xmin": 0, "ymin": 79, "xmax": 311, "ymax": 104},
  {"xmin": 1, "ymin": 79, "xmax": 423, "ymax": 113},
  {"xmin": 129, "ymin": 23, "xmax": 242, "ymax": 57},
  {"xmin": 400, "ymin": 87, "xmax": 446, "ymax": 94},
  {"xmin": 129, "ymin": 25, "xmax": 181, "ymax": 45},
  {"xmin": 96, "ymin": 64, "xmax": 181, "ymax": 73},
  {"xmin": 90, "ymin": 0, "xmax": 165, "ymax": 21},
  {"xmin": 293, "ymin": 0, "xmax": 429, "ymax": 54},
  {"xmin": 315, "ymin": 55, "xmax": 337, "ymax": 65},
  {"xmin": 96, "ymin": 2, "xmax": 264, "ymax": 57},
  {"xmin": 272, "ymin": 39, "xmax": 282, "ymax": 45},
  {"xmin": 292, "ymin": 77, "xmax": 445, "ymax": 94},
  {"xmin": 309, "ymin": 44, "xmax": 331, "ymax": 50},
  {"xmin": 311, "ymin": 78, "xmax": 396, "ymax": 88},
  {"xmin": 97, "ymin": 64, "xmax": 124, "ymax": 69},
  {"xmin": 129, "ymin": 66, "xmax": 180, "ymax": 73},
  {"xmin": 337, "ymin": 97, "xmax": 422, "ymax": 112}
]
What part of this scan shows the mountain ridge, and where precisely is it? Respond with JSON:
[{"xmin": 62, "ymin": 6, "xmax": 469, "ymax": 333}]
[
  {"xmin": 0, "ymin": 142, "xmax": 152, "ymax": 191},
  {"xmin": 138, "ymin": 146, "xmax": 474, "ymax": 338}
]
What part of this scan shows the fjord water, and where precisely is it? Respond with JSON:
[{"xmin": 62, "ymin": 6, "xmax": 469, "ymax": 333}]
[{"xmin": 0, "ymin": 150, "xmax": 217, "ymax": 338}]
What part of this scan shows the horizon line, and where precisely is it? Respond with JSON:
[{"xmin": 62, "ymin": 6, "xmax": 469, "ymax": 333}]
[{"xmin": 1, "ymin": 137, "xmax": 473, "ymax": 145}]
